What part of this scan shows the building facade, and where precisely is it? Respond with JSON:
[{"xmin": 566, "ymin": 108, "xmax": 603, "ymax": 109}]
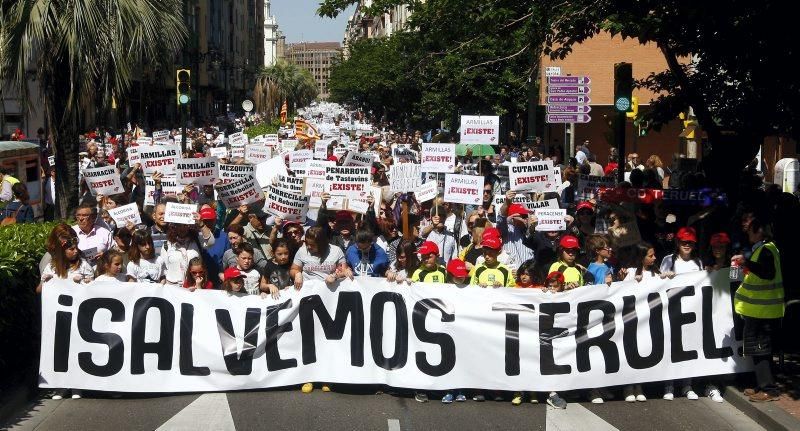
[
  {"xmin": 342, "ymin": 1, "xmax": 414, "ymax": 57},
  {"xmin": 285, "ymin": 42, "xmax": 342, "ymax": 100},
  {"xmin": 263, "ymin": 0, "xmax": 279, "ymax": 67}
]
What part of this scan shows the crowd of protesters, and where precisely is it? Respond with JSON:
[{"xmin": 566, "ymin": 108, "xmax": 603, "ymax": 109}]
[{"xmin": 27, "ymin": 105, "xmax": 797, "ymax": 407}]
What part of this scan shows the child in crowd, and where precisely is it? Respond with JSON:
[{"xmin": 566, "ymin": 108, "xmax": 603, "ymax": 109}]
[
  {"xmin": 386, "ymin": 240, "xmax": 419, "ymax": 284},
  {"xmin": 94, "ymin": 249, "xmax": 127, "ymax": 282},
  {"xmin": 514, "ymin": 260, "xmax": 539, "ymax": 288},
  {"xmin": 226, "ymin": 243, "xmax": 261, "ymax": 295},
  {"xmin": 261, "ymin": 239, "xmax": 293, "ymax": 299},
  {"xmin": 545, "ymin": 271, "xmax": 565, "ymax": 292},
  {"xmin": 39, "ymin": 232, "xmax": 94, "ymax": 293},
  {"xmin": 622, "ymin": 243, "xmax": 661, "ymax": 282},
  {"xmin": 410, "ymin": 241, "xmax": 447, "ymax": 283},
  {"xmin": 222, "ymin": 267, "xmax": 247, "ymax": 296},
  {"xmin": 441, "ymin": 259, "xmax": 470, "ymax": 404},
  {"xmin": 127, "ymin": 229, "xmax": 164, "ymax": 284},
  {"xmin": 549, "ymin": 235, "xmax": 592, "ymax": 289},
  {"xmin": 586, "ymin": 234, "xmax": 614, "ymax": 285},
  {"xmin": 184, "ymin": 256, "xmax": 213, "ymax": 291},
  {"xmin": 470, "ymin": 236, "xmax": 514, "ymax": 288}
]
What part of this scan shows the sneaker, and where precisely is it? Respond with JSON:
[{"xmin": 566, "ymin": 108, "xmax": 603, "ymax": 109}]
[
  {"xmin": 301, "ymin": 383, "xmax": 313, "ymax": 393},
  {"xmin": 636, "ymin": 394, "xmax": 647, "ymax": 402},
  {"xmin": 749, "ymin": 391, "xmax": 780, "ymax": 402},
  {"xmin": 442, "ymin": 393, "xmax": 455, "ymax": 404},
  {"xmin": 71, "ymin": 390, "xmax": 82, "ymax": 400},
  {"xmin": 685, "ymin": 390, "xmax": 699, "ymax": 400},
  {"xmin": 530, "ymin": 395, "xmax": 539, "ymax": 404},
  {"xmin": 623, "ymin": 385, "xmax": 635, "ymax": 402},
  {"xmin": 51, "ymin": 390, "xmax": 66, "ymax": 400},
  {"xmin": 743, "ymin": 388, "xmax": 757, "ymax": 396},
  {"xmin": 414, "ymin": 392, "xmax": 428, "ymax": 403},
  {"xmin": 663, "ymin": 383, "xmax": 674, "ymax": 400},
  {"xmin": 455, "ymin": 393, "xmax": 467, "ymax": 402},
  {"xmin": 588, "ymin": 389, "xmax": 604, "ymax": 404},
  {"xmin": 512, "ymin": 393, "xmax": 523, "ymax": 406},
  {"xmin": 708, "ymin": 389, "xmax": 724, "ymax": 403},
  {"xmin": 321, "ymin": 385, "xmax": 331, "ymax": 392},
  {"xmin": 472, "ymin": 394, "xmax": 485, "ymax": 402},
  {"xmin": 547, "ymin": 392, "xmax": 567, "ymax": 409},
  {"xmin": 493, "ymin": 395, "xmax": 504, "ymax": 402}
]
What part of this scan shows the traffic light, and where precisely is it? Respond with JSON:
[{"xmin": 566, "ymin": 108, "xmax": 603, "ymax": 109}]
[
  {"xmin": 638, "ymin": 120, "xmax": 649, "ymax": 136},
  {"xmin": 626, "ymin": 96, "xmax": 638, "ymax": 119},
  {"xmin": 176, "ymin": 69, "xmax": 191, "ymax": 105},
  {"xmin": 614, "ymin": 62, "xmax": 633, "ymax": 113}
]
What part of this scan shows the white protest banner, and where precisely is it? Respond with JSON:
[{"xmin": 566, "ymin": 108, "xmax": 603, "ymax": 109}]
[
  {"xmin": 343, "ymin": 151, "xmax": 374, "ymax": 167},
  {"xmin": 164, "ymin": 202, "xmax": 197, "ymax": 225},
  {"xmin": 275, "ymin": 175, "xmax": 304, "ymax": 195},
  {"xmin": 415, "ymin": 181, "xmax": 439, "ymax": 203},
  {"xmin": 144, "ymin": 176, "xmax": 180, "ymax": 206},
  {"xmin": 209, "ymin": 146, "xmax": 228, "ymax": 159},
  {"xmin": 255, "ymin": 156, "xmax": 289, "ymax": 189},
  {"xmin": 264, "ymin": 184, "xmax": 309, "ymax": 222},
  {"xmin": 346, "ymin": 198, "xmax": 370, "ymax": 215},
  {"xmin": 136, "ymin": 137, "xmax": 153, "ymax": 146},
  {"xmin": 421, "ymin": 144, "xmax": 456, "ymax": 173},
  {"xmin": 82, "ymin": 166, "xmax": 124, "ymax": 196},
  {"xmin": 460, "ymin": 115, "xmax": 499, "ymax": 145},
  {"xmin": 214, "ymin": 134, "xmax": 225, "ymax": 146},
  {"xmin": 138, "ymin": 145, "xmax": 180, "ymax": 176},
  {"xmin": 39, "ymin": 271, "xmax": 749, "ymax": 393},
  {"xmin": 245, "ymin": 145, "xmax": 273, "ymax": 165},
  {"xmin": 444, "ymin": 174, "xmax": 484, "ymax": 205},
  {"xmin": 304, "ymin": 160, "xmax": 334, "ymax": 179},
  {"xmin": 289, "ymin": 150, "xmax": 314, "ymax": 171},
  {"xmin": 493, "ymin": 194, "xmax": 560, "ymax": 212},
  {"xmin": 509, "ymin": 160, "xmax": 554, "ymax": 192},
  {"xmin": 527, "ymin": 198, "xmax": 559, "ymax": 211},
  {"xmin": 218, "ymin": 163, "xmax": 255, "ymax": 182},
  {"xmin": 152, "ymin": 130, "xmax": 171, "ymax": 142},
  {"xmin": 281, "ymin": 139, "xmax": 299, "ymax": 153},
  {"xmin": 578, "ymin": 174, "xmax": 616, "ymax": 201},
  {"xmin": 389, "ymin": 163, "xmax": 422, "ymax": 193},
  {"xmin": 175, "ymin": 157, "xmax": 218, "ymax": 186},
  {"xmin": 324, "ymin": 166, "xmax": 370, "ymax": 199},
  {"xmin": 314, "ymin": 140, "xmax": 330, "ymax": 159},
  {"xmin": 534, "ymin": 208, "xmax": 567, "ymax": 231},
  {"xmin": 216, "ymin": 176, "xmax": 263, "ymax": 208},
  {"xmin": 107, "ymin": 203, "xmax": 141, "ymax": 226}
]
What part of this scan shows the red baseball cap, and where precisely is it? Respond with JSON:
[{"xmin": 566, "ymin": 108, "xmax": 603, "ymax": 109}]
[
  {"xmin": 559, "ymin": 235, "xmax": 580, "ymax": 249},
  {"xmin": 710, "ymin": 232, "xmax": 731, "ymax": 247},
  {"xmin": 676, "ymin": 227, "xmax": 697, "ymax": 243},
  {"xmin": 223, "ymin": 267, "xmax": 243, "ymax": 279},
  {"xmin": 418, "ymin": 241, "xmax": 439, "ymax": 256},
  {"xmin": 482, "ymin": 227, "xmax": 501, "ymax": 240},
  {"xmin": 327, "ymin": 155, "xmax": 338, "ymax": 162},
  {"xmin": 447, "ymin": 259, "xmax": 469, "ymax": 278},
  {"xmin": 507, "ymin": 203, "xmax": 528, "ymax": 218},
  {"xmin": 481, "ymin": 236, "xmax": 503, "ymax": 250},
  {"xmin": 576, "ymin": 201, "xmax": 594, "ymax": 213},
  {"xmin": 603, "ymin": 163, "xmax": 618, "ymax": 176},
  {"xmin": 546, "ymin": 271, "xmax": 565, "ymax": 283},
  {"xmin": 199, "ymin": 207, "xmax": 216, "ymax": 220}
]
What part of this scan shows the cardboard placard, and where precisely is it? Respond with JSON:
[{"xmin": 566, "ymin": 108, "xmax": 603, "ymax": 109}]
[
  {"xmin": 264, "ymin": 185, "xmax": 309, "ymax": 222},
  {"xmin": 175, "ymin": 157, "xmax": 218, "ymax": 186},
  {"xmin": 343, "ymin": 151, "xmax": 374, "ymax": 167},
  {"xmin": 164, "ymin": 202, "xmax": 197, "ymax": 225},
  {"xmin": 389, "ymin": 163, "xmax": 422, "ymax": 193},
  {"xmin": 314, "ymin": 140, "xmax": 331, "ymax": 159},
  {"xmin": 347, "ymin": 198, "xmax": 370, "ymax": 215},
  {"xmin": 144, "ymin": 176, "xmax": 180, "ymax": 206},
  {"xmin": 324, "ymin": 166, "xmax": 370, "ymax": 199},
  {"xmin": 444, "ymin": 174, "xmax": 484, "ymax": 205},
  {"xmin": 136, "ymin": 137, "xmax": 153, "ymax": 146},
  {"xmin": 460, "ymin": 115, "xmax": 499, "ymax": 145},
  {"xmin": 281, "ymin": 139, "xmax": 299, "ymax": 153},
  {"xmin": 218, "ymin": 163, "xmax": 255, "ymax": 182},
  {"xmin": 107, "ymin": 203, "xmax": 142, "ymax": 226},
  {"xmin": 304, "ymin": 160, "xmax": 334, "ymax": 179},
  {"xmin": 216, "ymin": 176, "xmax": 263, "ymax": 208},
  {"xmin": 82, "ymin": 166, "xmax": 124, "ymax": 196},
  {"xmin": 152, "ymin": 130, "xmax": 171, "ymax": 142},
  {"xmin": 421, "ymin": 144, "xmax": 456, "ymax": 173},
  {"xmin": 289, "ymin": 150, "xmax": 314, "ymax": 171},
  {"xmin": 255, "ymin": 156, "xmax": 289, "ymax": 189},
  {"xmin": 415, "ymin": 181, "xmax": 439, "ymax": 203},
  {"xmin": 209, "ymin": 146, "xmax": 228, "ymax": 159},
  {"xmin": 245, "ymin": 145, "xmax": 273, "ymax": 165},
  {"xmin": 534, "ymin": 209, "xmax": 567, "ymax": 231},
  {"xmin": 138, "ymin": 145, "xmax": 180, "ymax": 176},
  {"xmin": 509, "ymin": 160, "xmax": 554, "ymax": 192}
]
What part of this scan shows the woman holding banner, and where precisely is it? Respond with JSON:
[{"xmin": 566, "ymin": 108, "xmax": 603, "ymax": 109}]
[{"xmin": 160, "ymin": 223, "xmax": 201, "ymax": 287}]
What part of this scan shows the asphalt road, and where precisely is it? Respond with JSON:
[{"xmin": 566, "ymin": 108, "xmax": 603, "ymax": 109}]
[{"xmin": 3, "ymin": 387, "xmax": 765, "ymax": 431}]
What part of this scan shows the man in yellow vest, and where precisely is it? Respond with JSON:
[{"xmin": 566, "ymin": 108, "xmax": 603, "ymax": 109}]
[
  {"xmin": 732, "ymin": 217, "xmax": 783, "ymax": 402},
  {"xmin": 0, "ymin": 168, "xmax": 20, "ymax": 204}
]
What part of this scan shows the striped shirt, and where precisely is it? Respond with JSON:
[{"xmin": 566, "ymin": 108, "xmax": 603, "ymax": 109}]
[{"xmin": 497, "ymin": 217, "xmax": 534, "ymax": 271}]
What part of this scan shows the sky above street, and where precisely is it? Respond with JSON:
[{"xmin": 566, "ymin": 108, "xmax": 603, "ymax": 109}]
[{"xmin": 272, "ymin": 0, "xmax": 356, "ymax": 44}]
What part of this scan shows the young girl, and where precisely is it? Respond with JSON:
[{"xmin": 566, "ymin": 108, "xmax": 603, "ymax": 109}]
[
  {"xmin": 183, "ymin": 257, "xmax": 213, "ymax": 291},
  {"xmin": 221, "ymin": 242, "xmax": 261, "ymax": 295},
  {"xmin": 385, "ymin": 241, "xmax": 419, "ymax": 284},
  {"xmin": 586, "ymin": 234, "xmax": 614, "ymax": 286},
  {"xmin": 94, "ymin": 250, "xmax": 127, "ymax": 282},
  {"xmin": 514, "ymin": 260, "xmax": 540, "ymax": 288},
  {"xmin": 622, "ymin": 242, "xmax": 661, "ymax": 282},
  {"xmin": 127, "ymin": 229, "xmax": 164, "ymax": 284},
  {"xmin": 261, "ymin": 239, "xmax": 292, "ymax": 299},
  {"xmin": 162, "ymin": 223, "xmax": 201, "ymax": 287},
  {"xmin": 222, "ymin": 267, "xmax": 247, "ymax": 296},
  {"xmin": 38, "ymin": 231, "xmax": 94, "ymax": 293}
]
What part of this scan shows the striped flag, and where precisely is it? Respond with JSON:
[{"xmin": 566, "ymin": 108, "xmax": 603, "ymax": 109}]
[
  {"xmin": 295, "ymin": 118, "xmax": 319, "ymax": 140},
  {"xmin": 280, "ymin": 101, "xmax": 288, "ymax": 124}
]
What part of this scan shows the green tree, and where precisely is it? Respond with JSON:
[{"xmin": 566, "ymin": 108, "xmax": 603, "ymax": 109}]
[
  {"xmin": 253, "ymin": 61, "xmax": 319, "ymax": 121},
  {"xmin": 0, "ymin": 0, "xmax": 187, "ymax": 218}
]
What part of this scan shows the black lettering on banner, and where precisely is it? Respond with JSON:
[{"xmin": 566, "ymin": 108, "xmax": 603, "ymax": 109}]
[
  {"xmin": 299, "ymin": 292, "xmax": 365, "ymax": 366},
  {"xmin": 131, "ymin": 298, "xmax": 175, "ymax": 374},
  {"xmin": 412, "ymin": 299, "xmax": 456, "ymax": 377},
  {"xmin": 179, "ymin": 304, "xmax": 210, "ymax": 376},
  {"xmin": 370, "ymin": 292, "xmax": 408, "ymax": 370},
  {"xmin": 505, "ymin": 314, "xmax": 521, "ymax": 376},
  {"xmin": 575, "ymin": 300, "xmax": 620, "ymax": 373},
  {"xmin": 77, "ymin": 298, "xmax": 125, "ymax": 377},
  {"xmin": 667, "ymin": 286, "xmax": 699, "ymax": 362},
  {"xmin": 539, "ymin": 302, "xmax": 572, "ymax": 375},
  {"xmin": 622, "ymin": 294, "xmax": 665, "ymax": 369},
  {"xmin": 265, "ymin": 299, "xmax": 298, "ymax": 371},
  {"xmin": 701, "ymin": 286, "xmax": 734, "ymax": 359},
  {"xmin": 215, "ymin": 308, "xmax": 262, "ymax": 375},
  {"xmin": 54, "ymin": 295, "xmax": 73, "ymax": 372}
]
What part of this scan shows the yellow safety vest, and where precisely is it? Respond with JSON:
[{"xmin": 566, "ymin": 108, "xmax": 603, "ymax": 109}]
[
  {"xmin": 3, "ymin": 175, "xmax": 19, "ymax": 186},
  {"xmin": 734, "ymin": 242, "xmax": 784, "ymax": 319}
]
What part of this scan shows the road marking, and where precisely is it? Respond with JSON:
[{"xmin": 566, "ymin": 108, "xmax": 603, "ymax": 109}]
[
  {"xmin": 699, "ymin": 398, "xmax": 766, "ymax": 431},
  {"xmin": 156, "ymin": 393, "xmax": 236, "ymax": 431},
  {"xmin": 388, "ymin": 418, "xmax": 401, "ymax": 431},
  {"xmin": 546, "ymin": 403, "xmax": 618, "ymax": 431}
]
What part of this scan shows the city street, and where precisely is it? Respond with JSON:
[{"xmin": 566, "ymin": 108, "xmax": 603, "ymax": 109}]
[{"xmin": 3, "ymin": 388, "xmax": 765, "ymax": 431}]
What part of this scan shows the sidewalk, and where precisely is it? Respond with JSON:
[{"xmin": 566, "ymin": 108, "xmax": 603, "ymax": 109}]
[{"xmin": 726, "ymin": 353, "xmax": 800, "ymax": 431}]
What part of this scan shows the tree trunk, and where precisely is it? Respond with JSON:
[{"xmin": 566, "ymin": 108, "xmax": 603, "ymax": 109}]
[{"xmin": 45, "ymin": 61, "xmax": 81, "ymax": 219}]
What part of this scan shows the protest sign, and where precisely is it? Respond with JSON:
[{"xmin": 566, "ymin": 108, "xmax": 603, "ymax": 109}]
[
  {"xmin": 107, "ymin": 203, "xmax": 141, "ymax": 226},
  {"xmin": 346, "ymin": 198, "xmax": 370, "ymax": 215},
  {"xmin": 47, "ymin": 155, "xmax": 55, "ymax": 166},
  {"xmin": 218, "ymin": 163, "xmax": 255, "ymax": 182},
  {"xmin": 264, "ymin": 184, "xmax": 309, "ymax": 222},
  {"xmin": 230, "ymin": 144, "xmax": 245, "ymax": 159},
  {"xmin": 492, "ymin": 195, "xmax": 560, "ymax": 212},
  {"xmin": 444, "ymin": 174, "xmax": 484, "ymax": 205},
  {"xmin": 138, "ymin": 145, "xmax": 180, "ymax": 176},
  {"xmin": 289, "ymin": 150, "xmax": 314, "ymax": 171},
  {"xmin": 275, "ymin": 175, "xmax": 304, "ymax": 195},
  {"xmin": 343, "ymin": 151, "xmax": 374, "ymax": 167},
  {"xmin": 534, "ymin": 209, "xmax": 567, "ymax": 231},
  {"xmin": 216, "ymin": 176, "xmax": 263, "ymax": 208},
  {"xmin": 392, "ymin": 146, "xmax": 418, "ymax": 163},
  {"xmin": 144, "ymin": 176, "xmax": 181, "ymax": 206},
  {"xmin": 509, "ymin": 161, "xmax": 554, "ymax": 192},
  {"xmin": 281, "ymin": 139, "xmax": 299, "ymax": 153},
  {"xmin": 304, "ymin": 160, "xmax": 334, "ymax": 179},
  {"xmin": 39, "ymin": 271, "xmax": 749, "ymax": 393},
  {"xmin": 314, "ymin": 140, "xmax": 330, "ymax": 159},
  {"xmin": 125, "ymin": 146, "xmax": 140, "ymax": 165},
  {"xmin": 245, "ymin": 145, "xmax": 273, "ymax": 165},
  {"xmin": 136, "ymin": 137, "xmax": 153, "ymax": 146},
  {"xmin": 82, "ymin": 166, "xmax": 124, "ymax": 196},
  {"xmin": 209, "ymin": 146, "xmax": 228, "ymax": 159},
  {"xmin": 415, "ymin": 181, "xmax": 439, "ymax": 203},
  {"xmin": 332, "ymin": 147, "xmax": 348, "ymax": 160},
  {"xmin": 164, "ymin": 202, "xmax": 197, "ymax": 225},
  {"xmin": 421, "ymin": 144, "xmax": 456, "ymax": 173},
  {"xmin": 228, "ymin": 132, "xmax": 248, "ymax": 147},
  {"xmin": 578, "ymin": 174, "xmax": 616, "ymax": 201},
  {"xmin": 460, "ymin": 115, "xmax": 499, "ymax": 145},
  {"xmin": 175, "ymin": 157, "xmax": 218, "ymax": 186},
  {"xmin": 324, "ymin": 166, "xmax": 370, "ymax": 199},
  {"xmin": 255, "ymin": 157, "xmax": 289, "ymax": 189},
  {"xmin": 389, "ymin": 163, "xmax": 422, "ymax": 193},
  {"xmin": 152, "ymin": 130, "xmax": 170, "ymax": 142},
  {"xmin": 172, "ymin": 135, "xmax": 182, "ymax": 145}
]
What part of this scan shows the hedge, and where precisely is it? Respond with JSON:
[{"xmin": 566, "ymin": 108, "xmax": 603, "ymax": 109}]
[
  {"xmin": 244, "ymin": 117, "xmax": 282, "ymax": 138},
  {"xmin": 0, "ymin": 221, "xmax": 59, "ymax": 389}
]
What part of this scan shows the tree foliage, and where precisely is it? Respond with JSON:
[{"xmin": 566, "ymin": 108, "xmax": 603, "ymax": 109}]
[{"xmin": 253, "ymin": 61, "xmax": 318, "ymax": 121}]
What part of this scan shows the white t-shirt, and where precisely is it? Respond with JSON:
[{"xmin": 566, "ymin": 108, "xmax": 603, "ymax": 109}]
[
  {"xmin": 161, "ymin": 241, "xmax": 201, "ymax": 286},
  {"xmin": 623, "ymin": 267, "xmax": 660, "ymax": 281},
  {"xmin": 293, "ymin": 244, "xmax": 346, "ymax": 281},
  {"xmin": 239, "ymin": 267, "xmax": 261, "ymax": 295},
  {"xmin": 94, "ymin": 274, "xmax": 127, "ymax": 282},
  {"xmin": 127, "ymin": 256, "xmax": 163, "ymax": 283},
  {"xmin": 41, "ymin": 259, "xmax": 94, "ymax": 284},
  {"xmin": 659, "ymin": 254, "xmax": 703, "ymax": 274}
]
